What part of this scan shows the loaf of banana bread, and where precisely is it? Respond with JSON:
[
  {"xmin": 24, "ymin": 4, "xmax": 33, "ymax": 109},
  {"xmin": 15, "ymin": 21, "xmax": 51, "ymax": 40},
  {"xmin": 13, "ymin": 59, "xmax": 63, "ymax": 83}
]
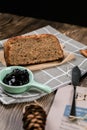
[{"xmin": 3, "ymin": 34, "xmax": 64, "ymax": 66}]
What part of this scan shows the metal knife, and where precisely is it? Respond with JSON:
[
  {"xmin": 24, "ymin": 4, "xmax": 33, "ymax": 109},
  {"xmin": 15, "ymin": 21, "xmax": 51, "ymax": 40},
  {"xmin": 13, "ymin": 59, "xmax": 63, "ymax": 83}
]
[{"xmin": 69, "ymin": 66, "xmax": 81, "ymax": 117}]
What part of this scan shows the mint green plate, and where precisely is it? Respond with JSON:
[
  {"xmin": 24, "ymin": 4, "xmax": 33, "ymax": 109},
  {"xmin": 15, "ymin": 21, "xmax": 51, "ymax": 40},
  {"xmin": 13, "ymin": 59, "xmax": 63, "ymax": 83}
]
[{"xmin": 0, "ymin": 66, "xmax": 52, "ymax": 94}]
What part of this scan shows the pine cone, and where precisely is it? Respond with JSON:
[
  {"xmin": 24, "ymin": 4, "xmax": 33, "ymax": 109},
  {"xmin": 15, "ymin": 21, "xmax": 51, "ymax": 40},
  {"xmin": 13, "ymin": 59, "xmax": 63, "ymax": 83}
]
[{"xmin": 22, "ymin": 102, "xmax": 47, "ymax": 130}]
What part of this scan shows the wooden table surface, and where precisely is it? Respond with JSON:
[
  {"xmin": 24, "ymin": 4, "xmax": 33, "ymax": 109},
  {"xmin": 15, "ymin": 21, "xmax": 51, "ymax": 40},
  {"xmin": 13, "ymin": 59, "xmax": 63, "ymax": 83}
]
[{"xmin": 0, "ymin": 13, "xmax": 87, "ymax": 130}]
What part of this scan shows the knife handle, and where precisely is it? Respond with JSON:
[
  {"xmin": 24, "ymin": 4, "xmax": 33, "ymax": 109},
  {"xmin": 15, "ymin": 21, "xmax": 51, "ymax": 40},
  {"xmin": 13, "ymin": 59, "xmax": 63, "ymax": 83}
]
[{"xmin": 70, "ymin": 86, "xmax": 76, "ymax": 117}]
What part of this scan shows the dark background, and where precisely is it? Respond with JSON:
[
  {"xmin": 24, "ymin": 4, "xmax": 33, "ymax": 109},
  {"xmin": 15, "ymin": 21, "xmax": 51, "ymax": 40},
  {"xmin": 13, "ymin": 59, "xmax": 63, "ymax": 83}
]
[{"xmin": 0, "ymin": 1, "xmax": 87, "ymax": 27}]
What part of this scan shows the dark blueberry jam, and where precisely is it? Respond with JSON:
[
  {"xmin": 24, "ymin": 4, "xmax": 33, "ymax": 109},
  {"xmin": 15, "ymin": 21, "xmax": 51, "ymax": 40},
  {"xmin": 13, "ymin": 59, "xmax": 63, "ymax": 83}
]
[{"xmin": 3, "ymin": 69, "xmax": 29, "ymax": 86}]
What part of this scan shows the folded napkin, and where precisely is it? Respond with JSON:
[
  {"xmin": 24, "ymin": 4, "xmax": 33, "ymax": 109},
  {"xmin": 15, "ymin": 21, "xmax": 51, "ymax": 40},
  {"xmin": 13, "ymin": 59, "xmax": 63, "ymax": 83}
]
[
  {"xmin": 0, "ymin": 86, "xmax": 47, "ymax": 105},
  {"xmin": 45, "ymin": 85, "xmax": 87, "ymax": 130}
]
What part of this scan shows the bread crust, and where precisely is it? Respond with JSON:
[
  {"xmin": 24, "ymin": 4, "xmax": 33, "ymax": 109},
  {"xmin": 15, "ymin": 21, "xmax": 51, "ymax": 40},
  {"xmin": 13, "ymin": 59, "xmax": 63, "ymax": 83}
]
[
  {"xmin": 3, "ymin": 34, "xmax": 64, "ymax": 66},
  {"xmin": 80, "ymin": 49, "xmax": 87, "ymax": 57}
]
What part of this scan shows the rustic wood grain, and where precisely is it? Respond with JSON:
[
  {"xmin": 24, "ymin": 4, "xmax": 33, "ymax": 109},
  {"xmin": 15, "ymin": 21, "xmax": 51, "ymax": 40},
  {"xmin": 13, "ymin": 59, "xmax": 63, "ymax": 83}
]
[{"xmin": 0, "ymin": 12, "xmax": 87, "ymax": 130}]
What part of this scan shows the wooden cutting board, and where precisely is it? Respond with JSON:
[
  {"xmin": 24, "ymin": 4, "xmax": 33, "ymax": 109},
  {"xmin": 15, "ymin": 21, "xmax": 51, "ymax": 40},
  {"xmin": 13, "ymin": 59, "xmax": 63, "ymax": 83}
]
[{"xmin": 0, "ymin": 50, "xmax": 75, "ymax": 71}]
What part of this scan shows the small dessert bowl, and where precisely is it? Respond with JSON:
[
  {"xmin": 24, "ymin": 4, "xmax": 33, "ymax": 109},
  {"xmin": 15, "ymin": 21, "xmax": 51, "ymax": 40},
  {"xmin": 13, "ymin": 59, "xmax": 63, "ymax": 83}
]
[{"xmin": 0, "ymin": 66, "xmax": 52, "ymax": 94}]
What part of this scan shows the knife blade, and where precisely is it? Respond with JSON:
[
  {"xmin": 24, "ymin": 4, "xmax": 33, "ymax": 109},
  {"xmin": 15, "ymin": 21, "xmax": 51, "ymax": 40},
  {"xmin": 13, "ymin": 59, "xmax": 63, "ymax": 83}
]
[{"xmin": 80, "ymin": 71, "xmax": 87, "ymax": 81}]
